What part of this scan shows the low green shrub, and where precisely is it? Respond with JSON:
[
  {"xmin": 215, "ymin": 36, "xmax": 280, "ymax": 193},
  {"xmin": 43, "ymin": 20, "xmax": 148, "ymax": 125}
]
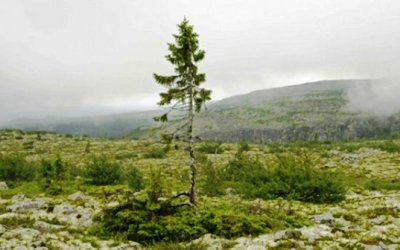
[
  {"xmin": 115, "ymin": 151, "xmax": 138, "ymax": 160},
  {"xmin": 365, "ymin": 179, "xmax": 400, "ymax": 191},
  {"xmin": 198, "ymin": 153, "xmax": 223, "ymax": 196},
  {"xmin": 0, "ymin": 154, "xmax": 36, "ymax": 185},
  {"xmin": 126, "ymin": 166, "xmax": 144, "ymax": 192},
  {"xmin": 223, "ymin": 154, "xmax": 345, "ymax": 203},
  {"xmin": 143, "ymin": 149, "xmax": 166, "ymax": 159},
  {"xmin": 198, "ymin": 141, "xmax": 224, "ymax": 154},
  {"xmin": 93, "ymin": 196, "xmax": 305, "ymax": 245},
  {"xmin": 372, "ymin": 141, "xmax": 400, "ymax": 153},
  {"xmin": 39, "ymin": 156, "xmax": 67, "ymax": 194},
  {"xmin": 146, "ymin": 167, "xmax": 166, "ymax": 203},
  {"xmin": 238, "ymin": 140, "xmax": 250, "ymax": 153},
  {"xmin": 84, "ymin": 155, "xmax": 123, "ymax": 185}
]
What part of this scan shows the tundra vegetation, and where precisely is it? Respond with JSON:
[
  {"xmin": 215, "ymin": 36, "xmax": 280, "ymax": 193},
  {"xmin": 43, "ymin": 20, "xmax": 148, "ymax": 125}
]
[{"xmin": 0, "ymin": 129, "xmax": 399, "ymax": 249}]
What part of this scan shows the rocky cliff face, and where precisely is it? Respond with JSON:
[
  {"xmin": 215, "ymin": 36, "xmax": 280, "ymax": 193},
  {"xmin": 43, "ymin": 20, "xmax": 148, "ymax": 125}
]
[{"xmin": 192, "ymin": 79, "xmax": 400, "ymax": 142}]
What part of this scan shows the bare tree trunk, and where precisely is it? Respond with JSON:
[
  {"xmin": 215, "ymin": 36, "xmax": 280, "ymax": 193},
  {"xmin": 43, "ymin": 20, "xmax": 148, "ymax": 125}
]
[{"xmin": 188, "ymin": 83, "xmax": 196, "ymax": 206}]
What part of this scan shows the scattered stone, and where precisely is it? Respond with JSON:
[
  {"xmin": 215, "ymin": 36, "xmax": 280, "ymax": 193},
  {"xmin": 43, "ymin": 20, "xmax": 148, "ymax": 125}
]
[
  {"xmin": 370, "ymin": 215, "xmax": 386, "ymax": 225},
  {"xmin": 193, "ymin": 233, "xmax": 236, "ymax": 250},
  {"xmin": 0, "ymin": 212, "xmax": 19, "ymax": 220},
  {"xmin": 68, "ymin": 191, "xmax": 86, "ymax": 201},
  {"xmin": 106, "ymin": 201, "xmax": 120, "ymax": 208},
  {"xmin": 7, "ymin": 198, "xmax": 46, "ymax": 213},
  {"xmin": 0, "ymin": 224, "xmax": 5, "ymax": 234},
  {"xmin": 2, "ymin": 228, "xmax": 40, "ymax": 241},
  {"xmin": 322, "ymin": 162, "xmax": 337, "ymax": 169},
  {"xmin": 300, "ymin": 224, "xmax": 333, "ymax": 242},
  {"xmin": 0, "ymin": 182, "xmax": 8, "ymax": 190},
  {"xmin": 312, "ymin": 212, "xmax": 335, "ymax": 225},
  {"xmin": 53, "ymin": 202, "xmax": 94, "ymax": 227},
  {"xmin": 33, "ymin": 220, "xmax": 64, "ymax": 233},
  {"xmin": 53, "ymin": 202, "xmax": 77, "ymax": 216},
  {"xmin": 11, "ymin": 194, "xmax": 26, "ymax": 203},
  {"xmin": 361, "ymin": 241, "xmax": 388, "ymax": 250}
]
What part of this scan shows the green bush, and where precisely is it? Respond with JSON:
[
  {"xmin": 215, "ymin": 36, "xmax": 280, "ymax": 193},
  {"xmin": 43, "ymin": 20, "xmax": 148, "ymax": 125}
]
[
  {"xmin": 84, "ymin": 155, "xmax": 123, "ymax": 185},
  {"xmin": 238, "ymin": 140, "xmax": 250, "ymax": 153},
  {"xmin": 93, "ymin": 195, "xmax": 308, "ymax": 245},
  {"xmin": 365, "ymin": 179, "xmax": 400, "ymax": 191},
  {"xmin": 126, "ymin": 166, "xmax": 144, "ymax": 192},
  {"xmin": 373, "ymin": 141, "xmax": 400, "ymax": 153},
  {"xmin": 0, "ymin": 154, "xmax": 36, "ymax": 184},
  {"xmin": 146, "ymin": 167, "xmax": 166, "ymax": 203},
  {"xmin": 198, "ymin": 153, "xmax": 223, "ymax": 196},
  {"xmin": 198, "ymin": 141, "xmax": 224, "ymax": 154},
  {"xmin": 143, "ymin": 149, "xmax": 166, "ymax": 159},
  {"xmin": 39, "ymin": 156, "xmax": 67, "ymax": 194},
  {"xmin": 223, "ymin": 154, "xmax": 345, "ymax": 203},
  {"xmin": 94, "ymin": 198, "xmax": 206, "ymax": 244}
]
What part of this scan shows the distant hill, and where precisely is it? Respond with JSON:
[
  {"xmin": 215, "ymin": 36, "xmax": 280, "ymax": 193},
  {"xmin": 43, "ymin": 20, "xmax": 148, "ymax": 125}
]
[
  {"xmin": 4, "ymin": 79, "xmax": 400, "ymax": 142},
  {"xmin": 2, "ymin": 110, "xmax": 163, "ymax": 138}
]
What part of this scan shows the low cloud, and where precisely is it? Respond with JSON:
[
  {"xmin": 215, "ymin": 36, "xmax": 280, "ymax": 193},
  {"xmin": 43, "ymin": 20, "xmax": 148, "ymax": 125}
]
[{"xmin": 346, "ymin": 79, "xmax": 400, "ymax": 116}]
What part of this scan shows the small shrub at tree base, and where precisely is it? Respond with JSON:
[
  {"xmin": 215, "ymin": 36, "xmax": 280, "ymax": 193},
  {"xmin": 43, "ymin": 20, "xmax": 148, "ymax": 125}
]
[
  {"xmin": 146, "ymin": 167, "xmax": 166, "ymax": 203},
  {"xmin": 84, "ymin": 155, "xmax": 123, "ymax": 185},
  {"xmin": 126, "ymin": 166, "xmax": 144, "ymax": 192}
]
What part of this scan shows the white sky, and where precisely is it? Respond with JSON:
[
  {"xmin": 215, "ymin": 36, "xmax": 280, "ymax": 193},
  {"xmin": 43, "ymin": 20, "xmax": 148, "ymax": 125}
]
[{"xmin": 1, "ymin": 0, "xmax": 400, "ymax": 122}]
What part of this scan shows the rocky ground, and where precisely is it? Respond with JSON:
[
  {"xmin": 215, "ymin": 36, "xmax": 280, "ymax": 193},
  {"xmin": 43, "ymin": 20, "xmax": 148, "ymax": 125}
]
[
  {"xmin": 0, "ymin": 186, "xmax": 399, "ymax": 249},
  {"xmin": 194, "ymin": 190, "xmax": 400, "ymax": 250},
  {"xmin": 0, "ymin": 189, "xmax": 140, "ymax": 250}
]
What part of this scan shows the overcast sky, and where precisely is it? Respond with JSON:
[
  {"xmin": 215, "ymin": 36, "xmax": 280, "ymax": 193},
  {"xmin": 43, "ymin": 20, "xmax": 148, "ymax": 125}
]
[{"xmin": 1, "ymin": 0, "xmax": 400, "ymax": 122}]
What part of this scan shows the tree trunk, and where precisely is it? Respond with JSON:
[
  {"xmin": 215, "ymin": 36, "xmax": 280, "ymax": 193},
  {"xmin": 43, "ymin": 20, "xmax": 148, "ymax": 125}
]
[{"xmin": 188, "ymin": 83, "xmax": 196, "ymax": 206}]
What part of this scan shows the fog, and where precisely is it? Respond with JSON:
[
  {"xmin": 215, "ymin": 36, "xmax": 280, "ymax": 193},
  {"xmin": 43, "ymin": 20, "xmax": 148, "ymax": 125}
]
[
  {"xmin": 1, "ymin": 0, "xmax": 400, "ymax": 123},
  {"xmin": 347, "ymin": 79, "xmax": 400, "ymax": 116}
]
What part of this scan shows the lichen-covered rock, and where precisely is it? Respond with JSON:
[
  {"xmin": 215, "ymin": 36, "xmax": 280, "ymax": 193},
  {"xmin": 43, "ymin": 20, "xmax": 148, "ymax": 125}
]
[
  {"xmin": 193, "ymin": 234, "xmax": 236, "ymax": 250},
  {"xmin": 300, "ymin": 224, "xmax": 334, "ymax": 242},
  {"xmin": 2, "ymin": 228, "xmax": 40, "ymax": 241},
  {"xmin": 7, "ymin": 198, "xmax": 46, "ymax": 213},
  {"xmin": 312, "ymin": 212, "xmax": 335, "ymax": 225},
  {"xmin": 0, "ymin": 225, "xmax": 5, "ymax": 235},
  {"xmin": 33, "ymin": 220, "xmax": 64, "ymax": 233},
  {"xmin": 68, "ymin": 191, "xmax": 86, "ymax": 201},
  {"xmin": 53, "ymin": 202, "xmax": 94, "ymax": 227},
  {"xmin": 0, "ymin": 182, "xmax": 8, "ymax": 190}
]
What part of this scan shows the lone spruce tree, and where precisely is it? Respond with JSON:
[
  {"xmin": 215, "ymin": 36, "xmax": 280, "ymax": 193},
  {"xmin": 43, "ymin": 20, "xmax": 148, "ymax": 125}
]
[{"xmin": 154, "ymin": 19, "xmax": 211, "ymax": 206}]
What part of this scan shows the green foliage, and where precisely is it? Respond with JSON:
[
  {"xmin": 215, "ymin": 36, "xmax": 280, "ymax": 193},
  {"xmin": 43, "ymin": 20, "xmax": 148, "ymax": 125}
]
[
  {"xmin": 365, "ymin": 179, "xmax": 400, "ymax": 191},
  {"xmin": 143, "ymin": 149, "xmax": 166, "ymax": 159},
  {"xmin": 372, "ymin": 140, "xmax": 400, "ymax": 153},
  {"xmin": 84, "ymin": 155, "xmax": 123, "ymax": 185},
  {"xmin": 198, "ymin": 141, "xmax": 224, "ymax": 154},
  {"xmin": 153, "ymin": 18, "xmax": 211, "ymax": 120},
  {"xmin": 39, "ymin": 156, "xmax": 67, "ymax": 194},
  {"xmin": 126, "ymin": 166, "xmax": 144, "ymax": 192},
  {"xmin": 238, "ymin": 140, "xmax": 250, "ymax": 153},
  {"xmin": 223, "ymin": 154, "xmax": 346, "ymax": 203},
  {"xmin": 146, "ymin": 167, "xmax": 166, "ymax": 203},
  {"xmin": 94, "ymin": 195, "xmax": 306, "ymax": 245},
  {"xmin": 115, "ymin": 151, "xmax": 138, "ymax": 160},
  {"xmin": 0, "ymin": 154, "xmax": 36, "ymax": 185},
  {"xmin": 198, "ymin": 154, "xmax": 223, "ymax": 196}
]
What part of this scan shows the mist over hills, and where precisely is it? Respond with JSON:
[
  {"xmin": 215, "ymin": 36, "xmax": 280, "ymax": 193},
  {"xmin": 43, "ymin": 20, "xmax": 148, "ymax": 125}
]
[{"xmin": 3, "ymin": 79, "xmax": 400, "ymax": 142}]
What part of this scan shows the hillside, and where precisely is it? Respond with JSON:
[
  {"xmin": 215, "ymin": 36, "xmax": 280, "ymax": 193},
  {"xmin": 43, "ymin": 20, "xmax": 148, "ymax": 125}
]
[{"xmin": 4, "ymin": 79, "xmax": 400, "ymax": 141}]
